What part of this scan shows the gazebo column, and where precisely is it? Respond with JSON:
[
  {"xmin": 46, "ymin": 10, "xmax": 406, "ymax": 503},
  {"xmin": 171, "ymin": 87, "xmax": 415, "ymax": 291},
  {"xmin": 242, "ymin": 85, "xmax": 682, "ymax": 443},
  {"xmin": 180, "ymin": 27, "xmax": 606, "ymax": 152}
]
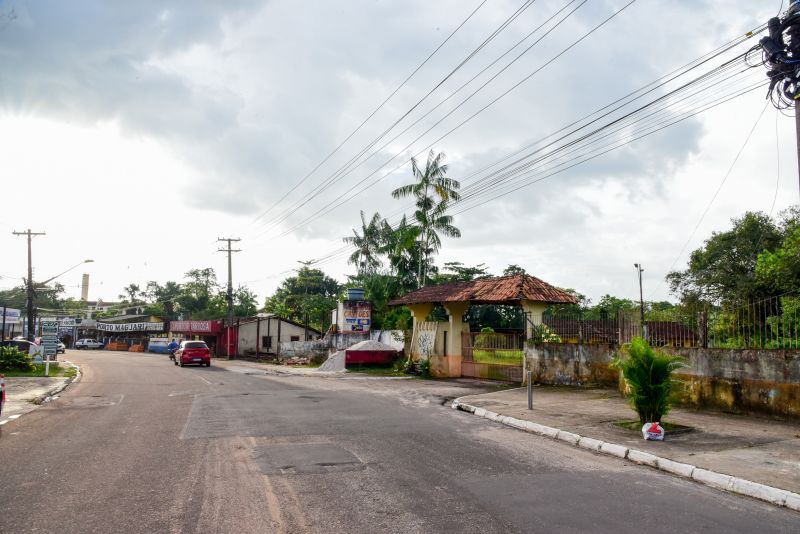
[
  {"xmin": 521, "ymin": 299, "xmax": 546, "ymax": 340},
  {"xmin": 441, "ymin": 301, "xmax": 469, "ymax": 377},
  {"xmin": 406, "ymin": 302, "xmax": 434, "ymax": 359}
]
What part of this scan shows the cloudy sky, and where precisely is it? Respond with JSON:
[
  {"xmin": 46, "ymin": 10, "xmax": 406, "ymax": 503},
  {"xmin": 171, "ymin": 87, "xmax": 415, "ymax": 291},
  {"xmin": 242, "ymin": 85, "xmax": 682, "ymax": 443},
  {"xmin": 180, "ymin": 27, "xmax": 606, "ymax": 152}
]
[{"xmin": 0, "ymin": 0, "xmax": 795, "ymax": 307}]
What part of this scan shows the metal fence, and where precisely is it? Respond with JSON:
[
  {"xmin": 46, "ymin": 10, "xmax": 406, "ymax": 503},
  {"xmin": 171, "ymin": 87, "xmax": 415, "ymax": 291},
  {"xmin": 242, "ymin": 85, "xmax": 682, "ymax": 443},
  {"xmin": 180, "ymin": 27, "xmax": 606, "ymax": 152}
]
[
  {"xmin": 539, "ymin": 295, "xmax": 800, "ymax": 350},
  {"xmin": 461, "ymin": 331, "xmax": 524, "ymax": 364}
]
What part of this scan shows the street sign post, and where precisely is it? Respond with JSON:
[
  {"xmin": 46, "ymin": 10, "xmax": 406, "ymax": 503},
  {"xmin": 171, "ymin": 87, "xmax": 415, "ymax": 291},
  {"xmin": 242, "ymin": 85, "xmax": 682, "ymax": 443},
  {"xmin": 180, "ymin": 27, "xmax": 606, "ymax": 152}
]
[{"xmin": 41, "ymin": 319, "xmax": 58, "ymax": 376}]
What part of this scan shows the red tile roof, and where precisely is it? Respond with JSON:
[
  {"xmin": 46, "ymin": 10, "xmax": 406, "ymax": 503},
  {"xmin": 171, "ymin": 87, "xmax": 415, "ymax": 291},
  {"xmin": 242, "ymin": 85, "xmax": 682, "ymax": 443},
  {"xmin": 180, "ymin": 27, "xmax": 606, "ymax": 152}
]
[{"xmin": 388, "ymin": 274, "xmax": 578, "ymax": 306}]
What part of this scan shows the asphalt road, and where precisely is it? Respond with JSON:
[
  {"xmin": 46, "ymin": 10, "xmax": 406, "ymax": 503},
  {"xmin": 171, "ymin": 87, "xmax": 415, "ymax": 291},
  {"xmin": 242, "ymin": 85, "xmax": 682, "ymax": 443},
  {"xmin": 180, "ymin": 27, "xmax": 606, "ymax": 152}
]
[{"xmin": 0, "ymin": 351, "xmax": 797, "ymax": 533}]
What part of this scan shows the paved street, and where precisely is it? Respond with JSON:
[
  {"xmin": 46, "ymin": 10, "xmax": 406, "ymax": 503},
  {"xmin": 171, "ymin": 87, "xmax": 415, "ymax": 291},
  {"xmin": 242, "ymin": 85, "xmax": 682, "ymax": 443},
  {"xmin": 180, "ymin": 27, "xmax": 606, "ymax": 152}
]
[{"xmin": 0, "ymin": 351, "xmax": 797, "ymax": 533}]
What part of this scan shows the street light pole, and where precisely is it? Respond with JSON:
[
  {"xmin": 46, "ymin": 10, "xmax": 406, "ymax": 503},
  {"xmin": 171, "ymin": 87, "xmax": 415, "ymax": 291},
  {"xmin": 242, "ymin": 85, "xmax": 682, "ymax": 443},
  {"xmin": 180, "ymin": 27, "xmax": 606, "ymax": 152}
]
[{"xmin": 634, "ymin": 263, "xmax": 645, "ymax": 339}]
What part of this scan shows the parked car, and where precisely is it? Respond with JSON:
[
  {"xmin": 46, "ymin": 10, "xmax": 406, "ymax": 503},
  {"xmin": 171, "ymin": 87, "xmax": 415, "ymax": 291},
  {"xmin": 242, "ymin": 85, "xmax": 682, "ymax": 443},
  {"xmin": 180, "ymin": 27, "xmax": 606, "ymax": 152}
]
[
  {"xmin": 57, "ymin": 341, "xmax": 66, "ymax": 354},
  {"xmin": 75, "ymin": 339, "xmax": 104, "ymax": 350},
  {"xmin": 174, "ymin": 340, "xmax": 211, "ymax": 367}
]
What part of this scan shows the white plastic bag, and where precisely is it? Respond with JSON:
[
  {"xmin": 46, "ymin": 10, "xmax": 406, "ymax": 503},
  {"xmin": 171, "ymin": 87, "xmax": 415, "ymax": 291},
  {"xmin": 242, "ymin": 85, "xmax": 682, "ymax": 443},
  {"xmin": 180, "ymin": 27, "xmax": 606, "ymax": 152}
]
[{"xmin": 642, "ymin": 422, "xmax": 665, "ymax": 441}]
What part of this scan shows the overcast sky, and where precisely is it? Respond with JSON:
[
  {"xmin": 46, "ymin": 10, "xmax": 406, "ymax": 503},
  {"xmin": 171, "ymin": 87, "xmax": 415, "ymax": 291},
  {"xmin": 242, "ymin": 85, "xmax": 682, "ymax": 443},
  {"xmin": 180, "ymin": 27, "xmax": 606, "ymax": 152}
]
[{"xmin": 0, "ymin": 0, "xmax": 795, "ymax": 307}]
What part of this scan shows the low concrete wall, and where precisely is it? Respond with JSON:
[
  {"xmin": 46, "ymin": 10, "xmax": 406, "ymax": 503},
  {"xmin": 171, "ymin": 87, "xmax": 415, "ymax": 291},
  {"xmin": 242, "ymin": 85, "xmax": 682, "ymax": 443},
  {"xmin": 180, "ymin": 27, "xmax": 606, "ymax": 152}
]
[
  {"xmin": 663, "ymin": 347, "xmax": 800, "ymax": 417},
  {"xmin": 525, "ymin": 344, "xmax": 619, "ymax": 387},
  {"xmin": 524, "ymin": 343, "xmax": 800, "ymax": 417}
]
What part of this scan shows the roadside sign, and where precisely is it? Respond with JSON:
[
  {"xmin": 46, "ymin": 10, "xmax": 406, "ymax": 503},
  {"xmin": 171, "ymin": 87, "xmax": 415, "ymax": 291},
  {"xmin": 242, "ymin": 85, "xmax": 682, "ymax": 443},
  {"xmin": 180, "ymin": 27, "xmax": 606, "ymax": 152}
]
[{"xmin": 41, "ymin": 320, "xmax": 58, "ymax": 358}]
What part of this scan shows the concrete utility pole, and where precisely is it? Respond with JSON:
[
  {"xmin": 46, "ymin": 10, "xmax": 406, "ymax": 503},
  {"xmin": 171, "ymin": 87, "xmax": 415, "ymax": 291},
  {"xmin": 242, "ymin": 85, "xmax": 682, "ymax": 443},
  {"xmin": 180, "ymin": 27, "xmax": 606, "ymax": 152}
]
[
  {"xmin": 12, "ymin": 229, "xmax": 46, "ymax": 340},
  {"xmin": 217, "ymin": 237, "xmax": 241, "ymax": 359},
  {"xmin": 634, "ymin": 263, "xmax": 645, "ymax": 340}
]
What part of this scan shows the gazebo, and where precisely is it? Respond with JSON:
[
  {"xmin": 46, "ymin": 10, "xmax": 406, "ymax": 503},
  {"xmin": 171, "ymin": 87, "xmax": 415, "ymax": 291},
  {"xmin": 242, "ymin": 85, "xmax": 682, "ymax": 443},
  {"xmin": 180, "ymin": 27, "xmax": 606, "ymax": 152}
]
[{"xmin": 389, "ymin": 273, "xmax": 577, "ymax": 377}]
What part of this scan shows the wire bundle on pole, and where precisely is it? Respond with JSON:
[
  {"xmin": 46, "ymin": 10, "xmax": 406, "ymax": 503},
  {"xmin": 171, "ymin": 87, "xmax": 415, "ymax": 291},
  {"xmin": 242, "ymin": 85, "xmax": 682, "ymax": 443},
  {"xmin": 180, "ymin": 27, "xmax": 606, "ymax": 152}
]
[{"xmin": 754, "ymin": 0, "xmax": 800, "ymax": 110}]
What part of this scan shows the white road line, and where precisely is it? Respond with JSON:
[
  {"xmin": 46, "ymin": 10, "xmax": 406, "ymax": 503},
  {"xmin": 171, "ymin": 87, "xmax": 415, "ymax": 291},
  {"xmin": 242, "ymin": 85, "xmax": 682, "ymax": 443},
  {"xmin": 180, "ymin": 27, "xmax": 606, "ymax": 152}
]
[
  {"xmin": 0, "ymin": 420, "xmax": 8, "ymax": 425},
  {"xmin": 198, "ymin": 376, "xmax": 212, "ymax": 385},
  {"xmin": 8, "ymin": 414, "xmax": 20, "ymax": 419}
]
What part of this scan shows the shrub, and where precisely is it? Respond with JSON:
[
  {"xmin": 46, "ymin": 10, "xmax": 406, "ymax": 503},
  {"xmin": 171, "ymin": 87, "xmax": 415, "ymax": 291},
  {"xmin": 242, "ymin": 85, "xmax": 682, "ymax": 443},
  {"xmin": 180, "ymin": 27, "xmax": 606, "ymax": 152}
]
[
  {"xmin": 611, "ymin": 337, "xmax": 684, "ymax": 424},
  {"xmin": 0, "ymin": 346, "xmax": 34, "ymax": 371}
]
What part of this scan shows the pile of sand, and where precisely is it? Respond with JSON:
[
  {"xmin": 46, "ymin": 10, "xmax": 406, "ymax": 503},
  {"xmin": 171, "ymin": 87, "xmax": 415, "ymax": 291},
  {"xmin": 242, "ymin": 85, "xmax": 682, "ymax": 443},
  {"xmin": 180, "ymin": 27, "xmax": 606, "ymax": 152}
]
[{"xmin": 345, "ymin": 340, "xmax": 400, "ymax": 352}]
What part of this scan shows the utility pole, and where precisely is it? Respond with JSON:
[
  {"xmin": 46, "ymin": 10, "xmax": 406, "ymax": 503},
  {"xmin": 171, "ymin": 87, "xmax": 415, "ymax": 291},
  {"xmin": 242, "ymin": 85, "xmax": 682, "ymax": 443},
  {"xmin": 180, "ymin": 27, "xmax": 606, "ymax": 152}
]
[
  {"xmin": 217, "ymin": 237, "xmax": 241, "ymax": 359},
  {"xmin": 634, "ymin": 263, "xmax": 645, "ymax": 340},
  {"xmin": 12, "ymin": 229, "xmax": 46, "ymax": 341},
  {"xmin": 760, "ymin": 2, "xmax": 800, "ymax": 197}
]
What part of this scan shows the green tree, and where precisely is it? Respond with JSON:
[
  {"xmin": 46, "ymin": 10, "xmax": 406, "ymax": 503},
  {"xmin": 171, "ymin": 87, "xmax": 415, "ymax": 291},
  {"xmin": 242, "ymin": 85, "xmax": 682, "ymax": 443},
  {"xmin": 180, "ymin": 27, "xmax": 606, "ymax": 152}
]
[
  {"xmin": 234, "ymin": 286, "xmax": 258, "ymax": 317},
  {"xmin": 119, "ymin": 283, "xmax": 142, "ymax": 303},
  {"xmin": 263, "ymin": 267, "xmax": 341, "ymax": 331},
  {"xmin": 502, "ymin": 264, "xmax": 526, "ymax": 276},
  {"xmin": 343, "ymin": 210, "xmax": 384, "ymax": 276},
  {"xmin": 667, "ymin": 211, "xmax": 782, "ymax": 305},
  {"xmin": 380, "ymin": 215, "xmax": 421, "ymax": 292},
  {"xmin": 391, "ymin": 150, "xmax": 461, "ymax": 287},
  {"xmin": 430, "ymin": 262, "xmax": 491, "ymax": 284}
]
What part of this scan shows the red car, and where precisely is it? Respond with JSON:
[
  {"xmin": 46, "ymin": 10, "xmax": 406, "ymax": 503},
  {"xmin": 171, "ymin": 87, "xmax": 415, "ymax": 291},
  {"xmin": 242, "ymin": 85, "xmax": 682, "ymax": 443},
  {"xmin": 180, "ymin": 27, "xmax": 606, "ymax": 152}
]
[{"xmin": 174, "ymin": 341, "xmax": 211, "ymax": 367}]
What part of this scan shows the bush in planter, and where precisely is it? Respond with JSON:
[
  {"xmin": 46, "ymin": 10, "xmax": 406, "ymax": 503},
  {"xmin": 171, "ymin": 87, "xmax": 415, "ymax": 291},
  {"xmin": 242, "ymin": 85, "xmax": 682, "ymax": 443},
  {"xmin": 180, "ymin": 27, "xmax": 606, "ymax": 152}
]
[
  {"xmin": 0, "ymin": 346, "xmax": 34, "ymax": 371},
  {"xmin": 611, "ymin": 337, "xmax": 684, "ymax": 424}
]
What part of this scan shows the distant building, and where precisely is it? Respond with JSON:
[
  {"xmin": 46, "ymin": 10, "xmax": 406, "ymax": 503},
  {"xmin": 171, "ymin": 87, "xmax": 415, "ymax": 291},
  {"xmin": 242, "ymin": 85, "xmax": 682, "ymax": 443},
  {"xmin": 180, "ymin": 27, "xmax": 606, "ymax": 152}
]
[{"xmin": 236, "ymin": 315, "xmax": 322, "ymax": 357}]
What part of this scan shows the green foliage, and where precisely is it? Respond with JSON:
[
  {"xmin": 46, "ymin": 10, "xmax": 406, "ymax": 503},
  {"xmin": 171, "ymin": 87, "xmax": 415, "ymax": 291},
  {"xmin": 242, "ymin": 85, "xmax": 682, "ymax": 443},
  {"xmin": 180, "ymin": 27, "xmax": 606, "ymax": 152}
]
[
  {"xmin": 611, "ymin": 337, "xmax": 684, "ymax": 424},
  {"xmin": 502, "ymin": 264, "xmax": 526, "ymax": 276},
  {"xmin": 429, "ymin": 262, "xmax": 491, "ymax": 284},
  {"xmin": 526, "ymin": 324, "xmax": 562, "ymax": 344},
  {"xmin": 756, "ymin": 224, "xmax": 800, "ymax": 295},
  {"xmin": 416, "ymin": 357, "xmax": 431, "ymax": 378},
  {"xmin": 263, "ymin": 267, "xmax": 341, "ymax": 331},
  {"xmin": 472, "ymin": 349, "xmax": 523, "ymax": 365},
  {"xmin": 667, "ymin": 211, "xmax": 784, "ymax": 305},
  {"xmin": 343, "ymin": 210, "xmax": 385, "ymax": 276},
  {"xmin": 0, "ymin": 346, "xmax": 34, "ymax": 372},
  {"xmin": 391, "ymin": 150, "xmax": 461, "ymax": 286}
]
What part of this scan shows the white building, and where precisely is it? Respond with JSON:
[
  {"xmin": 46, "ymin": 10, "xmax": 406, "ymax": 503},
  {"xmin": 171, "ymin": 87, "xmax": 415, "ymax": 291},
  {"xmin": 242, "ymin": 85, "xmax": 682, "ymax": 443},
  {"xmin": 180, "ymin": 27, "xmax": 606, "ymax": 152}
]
[{"xmin": 237, "ymin": 314, "xmax": 322, "ymax": 357}]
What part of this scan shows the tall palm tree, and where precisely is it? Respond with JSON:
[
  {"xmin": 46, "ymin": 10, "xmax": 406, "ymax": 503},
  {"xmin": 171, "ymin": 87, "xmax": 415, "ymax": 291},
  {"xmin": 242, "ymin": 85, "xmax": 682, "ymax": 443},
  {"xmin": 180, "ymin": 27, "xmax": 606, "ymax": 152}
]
[
  {"xmin": 343, "ymin": 210, "xmax": 384, "ymax": 276},
  {"xmin": 391, "ymin": 150, "xmax": 461, "ymax": 286},
  {"xmin": 380, "ymin": 215, "xmax": 421, "ymax": 290}
]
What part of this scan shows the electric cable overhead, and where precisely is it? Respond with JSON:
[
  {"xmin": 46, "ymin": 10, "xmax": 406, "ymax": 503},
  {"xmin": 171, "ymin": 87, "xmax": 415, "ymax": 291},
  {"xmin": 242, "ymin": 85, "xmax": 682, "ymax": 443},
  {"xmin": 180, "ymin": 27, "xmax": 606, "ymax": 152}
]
[
  {"xmin": 270, "ymin": 0, "xmax": 638, "ymax": 239},
  {"xmin": 256, "ymin": 0, "xmax": 542, "ymax": 232},
  {"xmin": 252, "ymin": 0, "xmax": 490, "ymax": 225}
]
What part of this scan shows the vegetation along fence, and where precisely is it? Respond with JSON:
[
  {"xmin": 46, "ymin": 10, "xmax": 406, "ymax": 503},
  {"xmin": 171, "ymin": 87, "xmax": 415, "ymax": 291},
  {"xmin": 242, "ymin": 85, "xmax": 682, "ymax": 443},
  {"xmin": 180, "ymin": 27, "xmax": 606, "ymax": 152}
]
[
  {"xmin": 540, "ymin": 295, "xmax": 800, "ymax": 350},
  {"xmin": 461, "ymin": 331, "xmax": 524, "ymax": 365}
]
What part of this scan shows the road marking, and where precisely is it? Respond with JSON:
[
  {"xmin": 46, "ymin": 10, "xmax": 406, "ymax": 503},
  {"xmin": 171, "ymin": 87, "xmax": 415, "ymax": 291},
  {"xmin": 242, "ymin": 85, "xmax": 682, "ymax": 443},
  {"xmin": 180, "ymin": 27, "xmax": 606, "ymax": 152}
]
[
  {"xmin": 198, "ymin": 376, "xmax": 212, "ymax": 385},
  {"xmin": 0, "ymin": 420, "xmax": 8, "ymax": 425},
  {"xmin": 8, "ymin": 414, "xmax": 20, "ymax": 419}
]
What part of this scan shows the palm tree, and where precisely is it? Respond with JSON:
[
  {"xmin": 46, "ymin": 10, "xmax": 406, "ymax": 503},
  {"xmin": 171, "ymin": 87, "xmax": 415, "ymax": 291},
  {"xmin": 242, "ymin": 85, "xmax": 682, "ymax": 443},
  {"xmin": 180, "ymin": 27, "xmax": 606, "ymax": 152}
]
[
  {"xmin": 380, "ymin": 215, "xmax": 421, "ymax": 290},
  {"xmin": 391, "ymin": 150, "xmax": 461, "ymax": 286},
  {"xmin": 343, "ymin": 210, "xmax": 384, "ymax": 276}
]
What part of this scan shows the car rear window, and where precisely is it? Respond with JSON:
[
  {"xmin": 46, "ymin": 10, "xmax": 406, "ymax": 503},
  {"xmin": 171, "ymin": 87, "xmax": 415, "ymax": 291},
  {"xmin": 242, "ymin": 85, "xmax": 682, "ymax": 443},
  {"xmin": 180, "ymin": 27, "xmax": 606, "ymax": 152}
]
[{"xmin": 185, "ymin": 342, "xmax": 208, "ymax": 349}]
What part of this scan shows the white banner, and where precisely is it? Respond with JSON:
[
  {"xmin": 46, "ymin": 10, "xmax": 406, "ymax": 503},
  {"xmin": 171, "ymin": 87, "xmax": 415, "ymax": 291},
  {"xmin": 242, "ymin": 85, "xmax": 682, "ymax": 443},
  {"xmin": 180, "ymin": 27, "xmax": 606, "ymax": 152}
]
[{"xmin": 96, "ymin": 322, "xmax": 165, "ymax": 333}]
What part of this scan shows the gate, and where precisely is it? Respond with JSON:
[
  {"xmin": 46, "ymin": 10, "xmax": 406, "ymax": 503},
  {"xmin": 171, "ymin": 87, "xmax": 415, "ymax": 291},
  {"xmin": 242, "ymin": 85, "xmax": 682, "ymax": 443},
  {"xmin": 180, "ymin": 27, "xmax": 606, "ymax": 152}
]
[{"xmin": 461, "ymin": 331, "xmax": 524, "ymax": 382}]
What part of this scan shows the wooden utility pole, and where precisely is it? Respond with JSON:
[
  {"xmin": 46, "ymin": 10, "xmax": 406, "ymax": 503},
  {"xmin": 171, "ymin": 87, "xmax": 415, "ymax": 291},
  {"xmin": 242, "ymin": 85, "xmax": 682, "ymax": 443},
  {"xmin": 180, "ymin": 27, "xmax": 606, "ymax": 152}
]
[
  {"xmin": 217, "ymin": 237, "xmax": 241, "ymax": 359},
  {"xmin": 12, "ymin": 229, "xmax": 45, "ymax": 340}
]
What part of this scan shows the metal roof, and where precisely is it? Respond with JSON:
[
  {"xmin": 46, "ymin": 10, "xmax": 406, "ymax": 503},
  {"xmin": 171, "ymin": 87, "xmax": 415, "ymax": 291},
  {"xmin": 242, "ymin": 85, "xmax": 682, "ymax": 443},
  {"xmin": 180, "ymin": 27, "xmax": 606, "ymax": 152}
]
[{"xmin": 388, "ymin": 274, "xmax": 578, "ymax": 306}]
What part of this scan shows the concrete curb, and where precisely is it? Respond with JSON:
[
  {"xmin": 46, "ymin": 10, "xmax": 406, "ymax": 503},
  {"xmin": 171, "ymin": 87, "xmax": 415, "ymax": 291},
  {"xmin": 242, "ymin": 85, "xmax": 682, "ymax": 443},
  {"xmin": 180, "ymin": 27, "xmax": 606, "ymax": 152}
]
[
  {"xmin": 451, "ymin": 398, "xmax": 800, "ymax": 512},
  {"xmin": 34, "ymin": 360, "xmax": 81, "ymax": 405}
]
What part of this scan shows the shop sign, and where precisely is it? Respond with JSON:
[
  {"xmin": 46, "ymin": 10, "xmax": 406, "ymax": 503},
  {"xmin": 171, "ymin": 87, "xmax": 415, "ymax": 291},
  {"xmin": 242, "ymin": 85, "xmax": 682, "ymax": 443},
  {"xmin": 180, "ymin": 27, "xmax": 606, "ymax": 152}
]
[
  {"xmin": 97, "ymin": 322, "xmax": 165, "ymax": 333},
  {"xmin": 1, "ymin": 307, "xmax": 21, "ymax": 323},
  {"xmin": 342, "ymin": 301, "xmax": 371, "ymax": 332},
  {"xmin": 169, "ymin": 320, "xmax": 221, "ymax": 333},
  {"xmin": 59, "ymin": 318, "xmax": 77, "ymax": 327}
]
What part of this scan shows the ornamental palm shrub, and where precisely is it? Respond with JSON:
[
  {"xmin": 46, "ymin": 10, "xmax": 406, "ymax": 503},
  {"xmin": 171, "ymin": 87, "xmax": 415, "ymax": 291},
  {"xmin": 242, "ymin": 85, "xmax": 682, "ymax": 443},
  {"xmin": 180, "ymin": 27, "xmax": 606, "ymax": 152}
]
[
  {"xmin": 612, "ymin": 337, "xmax": 684, "ymax": 424},
  {"xmin": 0, "ymin": 346, "xmax": 34, "ymax": 371}
]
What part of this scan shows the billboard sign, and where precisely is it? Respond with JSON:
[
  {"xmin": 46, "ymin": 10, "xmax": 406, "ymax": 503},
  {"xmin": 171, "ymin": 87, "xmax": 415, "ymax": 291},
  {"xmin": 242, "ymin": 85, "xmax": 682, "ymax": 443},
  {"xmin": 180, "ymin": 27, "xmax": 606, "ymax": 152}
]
[
  {"xmin": 342, "ymin": 301, "xmax": 371, "ymax": 332},
  {"xmin": 96, "ymin": 322, "xmax": 165, "ymax": 333},
  {"xmin": 41, "ymin": 320, "xmax": 59, "ymax": 357}
]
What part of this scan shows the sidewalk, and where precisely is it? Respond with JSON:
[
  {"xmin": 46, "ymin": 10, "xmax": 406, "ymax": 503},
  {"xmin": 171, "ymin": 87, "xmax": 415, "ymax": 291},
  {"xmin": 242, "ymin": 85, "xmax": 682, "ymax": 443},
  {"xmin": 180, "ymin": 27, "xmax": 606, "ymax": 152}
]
[
  {"xmin": 455, "ymin": 386, "xmax": 800, "ymax": 499},
  {"xmin": 213, "ymin": 358, "xmax": 343, "ymax": 377},
  {"xmin": 1, "ymin": 374, "xmax": 75, "ymax": 423}
]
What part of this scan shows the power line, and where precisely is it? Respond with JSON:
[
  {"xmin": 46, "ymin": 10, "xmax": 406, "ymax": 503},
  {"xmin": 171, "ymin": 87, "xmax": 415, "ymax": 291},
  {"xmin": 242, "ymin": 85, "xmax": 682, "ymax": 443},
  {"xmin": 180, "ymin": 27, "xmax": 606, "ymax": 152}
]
[
  {"xmin": 252, "ymin": 0, "xmax": 491, "ymax": 226},
  {"xmin": 256, "ymin": 0, "xmax": 541, "ymax": 232},
  {"xmin": 271, "ymin": 0, "xmax": 638, "ymax": 239}
]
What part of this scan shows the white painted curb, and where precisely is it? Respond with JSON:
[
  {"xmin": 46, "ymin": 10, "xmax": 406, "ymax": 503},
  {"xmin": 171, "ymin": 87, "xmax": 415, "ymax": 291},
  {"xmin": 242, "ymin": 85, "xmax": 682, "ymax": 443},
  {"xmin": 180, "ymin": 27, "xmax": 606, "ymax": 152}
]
[
  {"xmin": 451, "ymin": 398, "xmax": 800, "ymax": 512},
  {"xmin": 37, "ymin": 360, "xmax": 81, "ymax": 404}
]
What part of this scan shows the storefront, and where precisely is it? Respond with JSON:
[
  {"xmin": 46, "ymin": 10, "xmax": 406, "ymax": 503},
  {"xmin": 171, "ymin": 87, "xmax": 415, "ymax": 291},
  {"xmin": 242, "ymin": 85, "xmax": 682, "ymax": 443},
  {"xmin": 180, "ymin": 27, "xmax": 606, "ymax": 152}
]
[
  {"xmin": 169, "ymin": 320, "xmax": 222, "ymax": 356},
  {"xmin": 83, "ymin": 315, "xmax": 167, "ymax": 350}
]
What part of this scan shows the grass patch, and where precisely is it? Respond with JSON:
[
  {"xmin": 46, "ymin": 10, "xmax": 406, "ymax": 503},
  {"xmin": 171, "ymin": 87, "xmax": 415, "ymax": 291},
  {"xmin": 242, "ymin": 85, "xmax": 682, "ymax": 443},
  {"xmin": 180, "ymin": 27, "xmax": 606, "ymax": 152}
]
[
  {"xmin": 1, "ymin": 363, "xmax": 73, "ymax": 378},
  {"xmin": 612, "ymin": 419, "xmax": 694, "ymax": 434},
  {"xmin": 472, "ymin": 349, "xmax": 523, "ymax": 366}
]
